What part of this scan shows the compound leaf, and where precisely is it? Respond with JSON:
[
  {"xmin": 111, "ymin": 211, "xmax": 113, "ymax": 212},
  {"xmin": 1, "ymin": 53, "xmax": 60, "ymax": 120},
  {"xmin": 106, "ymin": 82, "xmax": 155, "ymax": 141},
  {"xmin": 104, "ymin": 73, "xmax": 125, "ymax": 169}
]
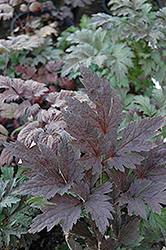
[
  {"xmin": 120, "ymin": 179, "xmax": 166, "ymax": 219},
  {"xmin": 117, "ymin": 116, "xmax": 163, "ymax": 154},
  {"xmin": 84, "ymin": 181, "xmax": 114, "ymax": 235},
  {"xmin": 29, "ymin": 194, "xmax": 82, "ymax": 233},
  {"xmin": 4, "ymin": 132, "xmax": 84, "ymax": 199},
  {"xmin": 134, "ymin": 137, "xmax": 166, "ymax": 182},
  {"xmin": 118, "ymin": 218, "xmax": 140, "ymax": 245}
]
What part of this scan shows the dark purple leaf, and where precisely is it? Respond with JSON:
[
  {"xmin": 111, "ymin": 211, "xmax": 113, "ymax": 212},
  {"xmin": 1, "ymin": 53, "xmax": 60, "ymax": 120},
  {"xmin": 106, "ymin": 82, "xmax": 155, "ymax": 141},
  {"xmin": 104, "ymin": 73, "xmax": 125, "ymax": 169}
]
[
  {"xmin": 120, "ymin": 179, "xmax": 166, "ymax": 219},
  {"xmin": 0, "ymin": 148, "xmax": 14, "ymax": 167},
  {"xmin": 62, "ymin": 66, "xmax": 123, "ymax": 173},
  {"xmin": 62, "ymin": 110, "xmax": 103, "ymax": 173},
  {"xmin": 84, "ymin": 181, "xmax": 114, "ymax": 235},
  {"xmin": 117, "ymin": 116, "xmax": 163, "ymax": 154},
  {"xmin": 107, "ymin": 153, "xmax": 144, "ymax": 172},
  {"xmin": 29, "ymin": 194, "xmax": 82, "ymax": 233},
  {"xmin": 66, "ymin": 238, "xmax": 83, "ymax": 250},
  {"xmin": 134, "ymin": 137, "xmax": 166, "ymax": 182},
  {"xmin": 107, "ymin": 168, "xmax": 136, "ymax": 192},
  {"xmin": 100, "ymin": 237, "xmax": 119, "ymax": 250},
  {"xmin": 4, "ymin": 132, "xmax": 84, "ymax": 199},
  {"xmin": 70, "ymin": 180, "xmax": 114, "ymax": 235},
  {"xmin": 118, "ymin": 218, "xmax": 140, "ymax": 245},
  {"xmin": 80, "ymin": 65, "xmax": 123, "ymax": 135}
]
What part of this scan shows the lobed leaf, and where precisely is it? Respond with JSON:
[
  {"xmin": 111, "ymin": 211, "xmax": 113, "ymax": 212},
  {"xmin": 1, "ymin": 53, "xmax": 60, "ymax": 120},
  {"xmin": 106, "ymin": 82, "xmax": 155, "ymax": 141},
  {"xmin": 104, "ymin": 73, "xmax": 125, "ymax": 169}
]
[
  {"xmin": 134, "ymin": 137, "xmax": 166, "ymax": 182},
  {"xmin": 0, "ymin": 35, "xmax": 42, "ymax": 51},
  {"xmin": 134, "ymin": 96, "xmax": 156, "ymax": 116},
  {"xmin": 61, "ymin": 44, "xmax": 98, "ymax": 77},
  {"xmin": 107, "ymin": 153, "xmax": 144, "ymax": 172},
  {"xmin": 117, "ymin": 116, "xmax": 163, "ymax": 154},
  {"xmin": 84, "ymin": 181, "xmax": 114, "ymax": 235},
  {"xmin": 120, "ymin": 179, "xmax": 166, "ymax": 219},
  {"xmin": 62, "ymin": 66, "xmax": 123, "ymax": 173},
  {"xmin": 79, "ymin": 65, "xmax": 123, "ymax": 134},
  {"xmin": 106, "ymin": 43, "xmax": 134, "ymax": 82},
  {"xmin": 107, "ymin": 168, "xmax": 136, "ymax": 192},
  {"xmin": 118, "ymin": 218, "xmax": 140, "ymax": 245},
  {"xmin": 4, "ymin": 132, "xmax": 84, "ymax": 199},
  {"xmin": 0, "ymin": 75, "xmax": 48, "ymax": 103},
  {"xmin": 29, "ymin": 194, "xmax": 82, "ymax": 233}
]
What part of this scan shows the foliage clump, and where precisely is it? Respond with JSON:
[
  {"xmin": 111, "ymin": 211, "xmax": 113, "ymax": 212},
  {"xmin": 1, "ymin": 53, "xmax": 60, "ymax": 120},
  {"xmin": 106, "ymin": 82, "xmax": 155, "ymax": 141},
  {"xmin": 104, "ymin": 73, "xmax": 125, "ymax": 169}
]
[
  {"xmin": 0, "ymin": 164, "xmax": 39, "ymax": 249},
  {"xmin": 2, "ymin": 65, "xmax": 166, "ymax": 249},
  {"xmin": 1, "ymin": 0, "xmax": 166, "ymax": 249}
]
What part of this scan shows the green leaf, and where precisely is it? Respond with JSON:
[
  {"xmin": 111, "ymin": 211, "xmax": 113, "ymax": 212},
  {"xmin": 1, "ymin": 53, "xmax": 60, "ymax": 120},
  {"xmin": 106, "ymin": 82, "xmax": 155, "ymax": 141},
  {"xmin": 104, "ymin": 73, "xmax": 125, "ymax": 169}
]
[
  {"xmin": 152, "ymin": 87, "xmax": 166, "ymax": 108},
  {"xmin": 0, "ymin": 54, "xmax": 8, "ymax": 70},
  {"xmin": 61, "ymin": 44, "xmax": 99, "ymax": 76},
  {"xmin": 6, "ymin": 67, "xmax": 17, "ymax": 78},
  {"xmin": 107, "ymin": 43, "xmax": 134, "ymax": 82},
  {"xmin": 26, "ymin": 196, "xmax": 55, "ymax": 208},
  {"xmin": 10, "ymin": 51, "xmax": 27, "ymax": 66},
  {"xmin": 0, "ymin": 195, "xmax": 20, "ymax": 208},
  {"xmin": 0, "ymin": 181, "xmax": 8, "ymax": 198},
  {"xmin": 0, "ymin": 213, "xmax": 6, "ymax": 223},
  {"xmin": 134, "ymin": 96, "xmax": 156, "ymax": 116},
  {"xmin": 149, "ymin": 208, "xmax": 166, "ymax": 238},
  {"xmin": 139, "ymin": 57, "xmax": 155, "ymax": 76},
  {"xmin": 1, "ymin": 165, "xmax": 14, "ymax": 181}
]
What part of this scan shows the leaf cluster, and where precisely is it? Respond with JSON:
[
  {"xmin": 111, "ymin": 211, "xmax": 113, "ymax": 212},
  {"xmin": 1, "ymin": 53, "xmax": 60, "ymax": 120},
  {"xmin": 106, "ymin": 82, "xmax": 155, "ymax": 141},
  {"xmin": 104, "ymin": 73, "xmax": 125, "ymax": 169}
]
[
  {"xmin": 3, "ymin": 66, "xmax": 166, "ymax": 249},
  {"xmin": 0, "ymin": 164, "xmax": 39, "ymax": 249},
  {"xmin": 58, "ymin": 0, "xmax": 166, "ymax": 95}
]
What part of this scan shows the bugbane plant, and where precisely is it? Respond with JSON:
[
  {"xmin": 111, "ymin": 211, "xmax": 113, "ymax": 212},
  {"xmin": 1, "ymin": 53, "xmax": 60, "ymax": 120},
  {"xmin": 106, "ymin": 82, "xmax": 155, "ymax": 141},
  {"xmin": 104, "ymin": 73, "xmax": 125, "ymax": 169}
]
[{"xmin": 2, "ymin": 65, "xmax": 166, "ymax": 249}]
